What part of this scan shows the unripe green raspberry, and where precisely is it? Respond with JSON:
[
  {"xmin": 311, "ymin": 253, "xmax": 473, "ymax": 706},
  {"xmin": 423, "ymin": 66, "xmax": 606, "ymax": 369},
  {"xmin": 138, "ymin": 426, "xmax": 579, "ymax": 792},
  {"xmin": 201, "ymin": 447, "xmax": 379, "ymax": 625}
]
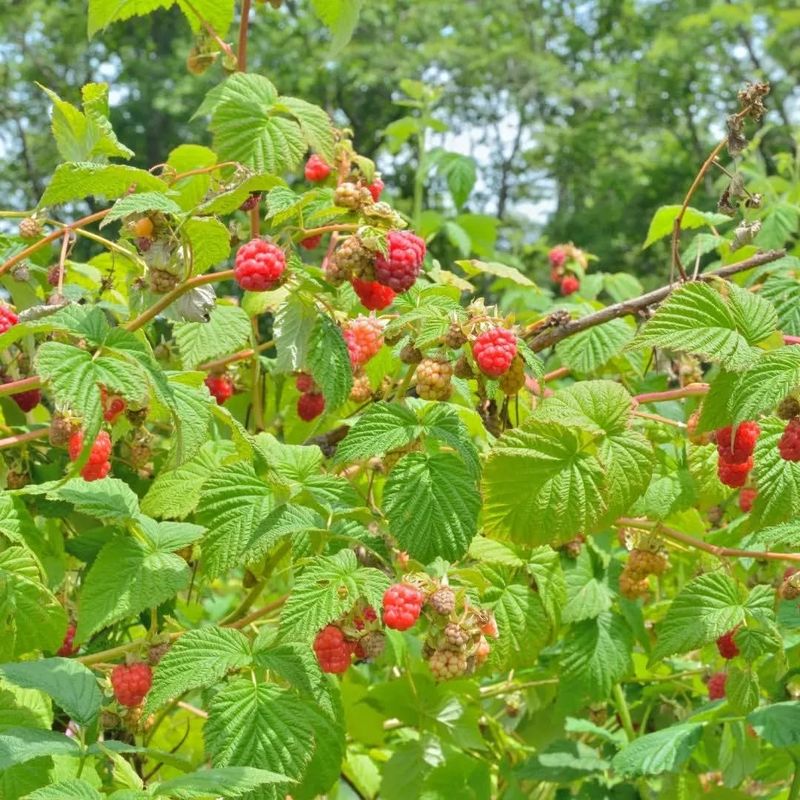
[
  {"xmin": 453, "ymin": 354, "xmax": 474, "ymax": 379},
  {"xmin": 350, "ymin": 370, "xmax": 372, "ymax": 402},
  {"xmin": 498, "ymin": 354, "xmax": 526, "ymax": 395},
  {"xmin": 333, "ymin": 236, "xmax": 376, "ymax": 281},
  {"xmin": 334, "ymin": 182, "xmax": 368, "ymax": 210},
  {"xmin": 149, "ymin": 268, "xmax": 180, "ymax": 294}
]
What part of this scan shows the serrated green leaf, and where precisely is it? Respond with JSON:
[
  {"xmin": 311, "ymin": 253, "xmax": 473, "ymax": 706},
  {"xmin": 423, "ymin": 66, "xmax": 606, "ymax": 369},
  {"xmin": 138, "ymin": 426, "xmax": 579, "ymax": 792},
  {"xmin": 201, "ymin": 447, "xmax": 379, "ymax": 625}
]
[
  {"xmin": 437, "ymin": 152, "xmax": 477, "ymax": 209},
  {"xmin": 760, "ymin": 276, "xmax": 800, "ymax": 335},
  {"xmin": 747, "ymin": 702, "xmax": 800, "ymax": 747},
  {"xmin": 555, "ymin": 319, "xmax": 634, "ymax": 375},
  {"xmin": 751, "ymin": 417, "xmax": 800, "ymax": 527},
  {"xmin": 0, "ymin": 728, "xmax": 80, "ymax": 771},
  {"xmin": 561, "ymin": 547, "xmax": 612, "ymax": 623},
  {"xmin": 727, "ymin": 666, "xmax": 760, "ymax": 714},
  {"xmin": 101, "ymin": 192, "xmax": 182, "ymax": 225},
  {"xmin": 175, "ymin": 304, "xmax": 251, "ymax": 369},
  {"xmin": 39, "ymin": 163, "xmax": 167, "ymax": 207},
  {"xmin": 181, "ymin": 217, "xmax": 232, "ymax": 276},
  {"xmin": 311, "ymin": 0, "xmax": 363, "ymax": 53},
  {"xmin": 152, "ymin": 767, "xmax": 290, "ymax": 799},
  {"xmin": 50, "ymin": 477, "xmax": 139, "ymax": 521},
  {"xmin": 486, "ymin": 584, "xmax": 549, "ymax": 671},
  {"xmin": 456, "ymin": 259, "xmax": 536, "ymax": 288},
  {"xmin": 416, "ymin": 402, "xmax": 480, "ymax": 478},
  {"xmin": 25, "ymin": 779, "xmax": 103, "ymax": 800},
  {"xmin": 88, "ymin": 0, "xmax": 173, "ymax": 37},
  {"xmin": 517, "ymin": 740, "xmax": 609, "ymax": 782},
  {"xmin": 145, "ymin": 627, "xmax": 252, "ymax": 714},
  {"xmin": 307, "ymin": 315, "xmax": 353, "ymax": 408},
  {"xmin": 384, "ymin": 451, "xmax": 480, "ymax": 562},
  {"xmin": 168, "ymin": 375, "xmax": 215, "ymax": 467},
  {"xmin": 334, "ymin": 403, "xmax": 419, "ymax": 463},
  {"xmin": 275, "ymin": 96, "xmax": 335, "ymax": 165},
  {"xmin": 274, "ymin": 295, "xmax": 317, "ymax": 373},
  {"xmin": 197, "ymin": 173, "xmax": 284, "ymax": 216},
  {"xmin": 611, "ymin": 723, "xmax": 704, "ymax": 777},
  {"xmin": 249, "ymin": 503, "xmax": 324, "ymax": 562},
  {"xmin": 166, "ymin": 144, "xmax": 217, "ymax": 210},
  {"xmin": 728, "ymin": 349, "xmax": 800, "ymax": 423},
  {"xmin": 643, "ymin": 204, "xmax": 732, "ymax": 248}
]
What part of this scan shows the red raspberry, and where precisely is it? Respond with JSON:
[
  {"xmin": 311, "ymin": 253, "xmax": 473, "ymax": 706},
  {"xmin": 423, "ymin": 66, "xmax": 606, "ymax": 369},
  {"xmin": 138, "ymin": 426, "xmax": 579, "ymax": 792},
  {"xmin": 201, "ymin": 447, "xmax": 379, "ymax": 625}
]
[
  {"xmin": 81, "ymin": 460, "xmax": 111, "ymax": 481},
  {"xmin": 297, "ymin": 392, "xmax": 325, "ymax": 421},
  {"xmin": 101, "ymin": 387, "xmax": 127, "ymax": 423},
  {"xmin": 295, "ymin": 373, "xmax": 316, "ymax": 393},
  {"xmin": 313, "ymin": 625, "xmax": 353, "ymax": 674},
  {"xmin": 110, "ymin": 662, "xmax": 153, "ymax": 707},
  {"xmin": 715, "ymin": 422, "xmax": 760, "ymax": 464},
  {"xmin": 68, "ymin": 430, "xmax": 112, "ymax": 465},
  {"xmin": 549, "ymin": 246, "xmax": 566, "ymax": 268},
  {"xmin": 739, "ymin": 487, "xmax": 757, "ymax": 513},
  {"xmin": 480, "ymin": 615, "xmax": 499, "ymax": 638},
  {"xmin": 472, "ymin": 328, "xmax": 517, "ymax": 378},
  {"xmin": 382, "ymin": 583, "xmax": 425, "ymax": 631},
  {"xmin": 354, "ymin": 605, "xmax": 378, "ymax": 630},
  {"xmin": 234, "ymin": 239, "xmax": 286, "ymax": 292},
  {"xmin": 718, "ymin": 456, "xmax": 753, "ymax": 488},
  {"xmin": 779, "ymin": 418, "xmax": 800, "ymax": 461},
  {"xmin": 352, "ymin": 278, "xmax": 396, "ymax": 311},
  {"xmin": 57, "ymin": 623, "xmax": 77, "ymax": 657},
  {"xmin": 708, "ymin": 671, "xmax": 727, "ymax": 700},
  {"xmin": 560, "ymin": 275, "xmax": 580, "ymax": 296},
  {"xmin": 305, "ymin": 154, "xmax": 331, "ymax": 182},
  {"xmin": 343, "ymin": 316, "xmax": 383, "ymax": 367},
  {"xmin": 6, "ymin": 383, "xmax": 41, "ymax": 413},
  {"xmin": 239, "ymin": 192, "xmax": 261, "ymax": 211},
  {"xmin": 374, "ymin": 230, "xmax": 426, "ymax": 292},
  {"xmin": 716, "ymin": 629, "xmax": 739, "ymax": 660},
  {"xmin": 300, "ymin": 234, "xmax": 322, "ymax": 250},
  {"xmin": 205, "ymin": 373, "xmax": 234, "ymax": 405},
  {"xmin": 0, "ymin": 305, "xmax": 18, "ymax": 335},
  {"xmin": 367, "ymin": 177, "xmax": 384, "ymax": 202}
]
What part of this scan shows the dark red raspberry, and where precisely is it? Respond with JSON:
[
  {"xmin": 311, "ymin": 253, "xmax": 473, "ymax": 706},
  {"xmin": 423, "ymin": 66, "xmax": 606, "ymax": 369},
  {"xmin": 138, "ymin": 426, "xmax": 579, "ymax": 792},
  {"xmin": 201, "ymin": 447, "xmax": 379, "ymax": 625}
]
[
  {"xmin": 343, "ymin": 316, "xmax": 383, "ymax": 367},
  {"xmin": 716, "ymin": 629, "xmax": 739, "ymax": 660},
  {"xmin": 205, "ymin": 373, "xmax": 234, "ymax": 405},
  {"xmin": 234, "ymin": 239, "xmax": 286, "ymax": 292},
  {"xmin": 353, "ymin": 605, "xmax": 378, "ymax": 630},
  {"xmin": 779, "ymin": 418, "xmax": 800, "ymax": 461},
  {"xmin": 313, "ymin": 625, "xmax": 353, "ymax": 674},
  {"xmin": 367, "ymin": 177, "xmax": 384, "ymax": 202},
  {"xmin": 708, "ymin": 671, "xmax": 727, "ymax": 700},
  {"xmin": 382, "ymin": 583, "xmax": 425, "ymax": 631},
  {"xmin": 57, "ymin": 623, "xmax": 77, "ymax": 657},
  {"xmin": 300, "ymin": 234, "xmax": 322, "ymax": 250},
  {"xmin": 718, "ymin": 457, "xmax": 753, "ymax": 488},
  {"xmin": 297, "ymin": 392, "xmax": 325, "ymax": 421},
  {"xmin": 715, "ymin": 422, "xmax": 760, "ymax": 464},
  {"xmin": 2, "ymin": 377, "xmax": 41, "ymax": 413},
  {"xmin": 0, "ymin": 305, "xmax": 18, "ymax": 335},
  {"xmin": 239, "ymin": 192, "xmax": 261, "ymax": 211},
  {"xmin": 374, "ymin": 230, "xmax": 426, "ymax": 292},
  {"xmin": 352, "ymin": 278, "xmax": 396, "ymax": 311},
  {"xmin": 305, "ymin": 154, "xmax": 331, "ymax": 182},
  {"xmin": 549, "ymin": 246, "xmax": 566, "ymax": 268},
  {"xmin": 472, "ymin": 328, "xmax": 517, "ymax": 378},
  {"xmin": 560, "ymin": 275, "xmax": 580, "ymax": 296},
  {"xmin": 739, "ymin": 487, "xmax": 757, "ymax": 513},
  {"xmin": 110, "ymin": 662, "xmax": 153, "ymax": 707},
  {"xmin": 295, "ymin": 373, "xmax": 316, "ymax": 393}
]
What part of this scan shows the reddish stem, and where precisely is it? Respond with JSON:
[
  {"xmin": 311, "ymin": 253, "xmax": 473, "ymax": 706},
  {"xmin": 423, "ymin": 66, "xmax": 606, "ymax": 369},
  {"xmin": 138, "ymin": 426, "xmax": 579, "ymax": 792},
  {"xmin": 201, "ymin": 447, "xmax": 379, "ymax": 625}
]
[
  {"xmin": 0, "ymin": 428, "xmax": 49, "ymax": 450},
  {"xmin": 633, "ymin": 383, "xmax": 709, "ymax": 405},
  {"xmin": 0, "ymin": 376, "xmax": 42, "ymax": 398},
  {"xmin": 785, "ymin": 335, "xmax": 800, "ymax": 345},
  {"xmin": 237, "ymin": 0, "xmax": 252, "ymax": 72}
]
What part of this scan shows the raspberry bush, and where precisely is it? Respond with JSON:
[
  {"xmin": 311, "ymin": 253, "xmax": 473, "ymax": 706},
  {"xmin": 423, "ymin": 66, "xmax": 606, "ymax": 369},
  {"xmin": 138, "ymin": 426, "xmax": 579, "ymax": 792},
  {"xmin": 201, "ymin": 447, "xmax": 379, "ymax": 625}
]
[{"xmin": 0, "ymin": 6, "xmax": 798, "ymax": 798}]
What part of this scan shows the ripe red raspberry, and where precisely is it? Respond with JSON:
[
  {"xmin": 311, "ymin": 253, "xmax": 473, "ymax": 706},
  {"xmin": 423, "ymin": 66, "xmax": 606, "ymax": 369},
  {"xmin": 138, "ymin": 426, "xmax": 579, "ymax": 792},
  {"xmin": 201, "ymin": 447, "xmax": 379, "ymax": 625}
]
[
  {"xmin": 472, "ymin": 328, "xmax": 517, "ymax": 378},
  {"xmin": 68, "ymin": 430, "xmax": 112, "ymax": 465},
  {"xmin": 716, "ymin": 629, "xmax": 739, "ymax": 660},
  {"xmin": 313, "ymin": 625, "xmax": 353, "ymax": 674},
  {"xmin": 234, "ymin": 239, "xmax": 286, "ymax": 292},
  {"xmin": 718, "ymin": 457, "xmax": 753, "ymax": 488},
  {"xmin": 2, "ymin": 378, "xmax": 41, "ymax": 413},
  {"xmin": 560, "ymin": 275, "xmax": 580, "ymax": 296},
  {"xmin": 304, "ymin": 154, "xmax": 331, "ymax": 182},
  {"xmin": 300, "ymin": 234, "xmax": 322, "ymax": 250},
  {"xmin": 715, "ymin": 421, "xmax": 760, "ymax": 464},
  {"xmin": 57, "ymin": 623, "xmax": 77, "ymax": 657},
  {"xmin": 549, "ymin": 246, "xmax": 567, "ymax": 268},
  {"xmin": 0, "ymin": 305, "xmax": 18, "ymax": 335},
  {"xmin": 739, "ymin": 487, "xmax": 757, "ymax": 513},
  {"xmin": 205, "ymin": 373, "xmax": 234, "ymax": 405},
  {"xmin": 297, "ymin": 392, "xmax": 325, "ymax": 421},
  {"xmin": 110, "ymin": 662, "xmax": 153, "ymax": 707},
  {"xmin": 295, "ymin": 373, "xmax": 316, "ymax": 393},
  {"xmin": 343, "ymin": 316, "xmax": 383, "ymax": 367},
  {"xmin": 708, "ymin": 671, "xmax": 727, "ymax": 700},
  {"xmin": 352, "ymin": 278, "xmax": 396, "ymax": 311},
  {"xmin": 382, "ymin": 583, "xmax": 425, "ymax": 631},
  {"xmin": 374, "ymin": 230, "xmax": 426, "ymax": 292},
  {"xmin": 367, "ymin": 177, "xmax": 384, "ymax": 202},
  {"xmin": 779, "ymin": 418, "xmax": 800, "ymax": 461}
]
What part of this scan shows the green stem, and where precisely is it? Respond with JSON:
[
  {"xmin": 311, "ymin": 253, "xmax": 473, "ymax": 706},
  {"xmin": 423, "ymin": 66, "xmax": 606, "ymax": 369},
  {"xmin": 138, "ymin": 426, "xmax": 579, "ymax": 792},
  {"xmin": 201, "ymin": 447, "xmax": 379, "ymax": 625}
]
[
  {"xmin": 789, "ymin": 759, "xmax": 800, "ymax": 800},
  {"xmin": 612, "ymin": 683, "xmax": 636, "ymax": 742},
  {"xmin": 393, "ymin": 364, "xmax": 416, "ymax": 403}
]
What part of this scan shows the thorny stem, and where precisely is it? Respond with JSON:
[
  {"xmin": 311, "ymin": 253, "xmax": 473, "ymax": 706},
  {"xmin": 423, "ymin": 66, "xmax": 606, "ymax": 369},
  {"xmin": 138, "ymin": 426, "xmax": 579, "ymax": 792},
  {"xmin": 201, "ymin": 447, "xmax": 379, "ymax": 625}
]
[
  {"xmin": 56, "ymin": 228, "xmax": 71, "ymax": 295},
  {"xmin": 300, "ymin": 223, "xmax": 359, "ymax": 238},
  {"xmin": 0, "ymin": 376, "xmax": 42, "ymax": 399}
]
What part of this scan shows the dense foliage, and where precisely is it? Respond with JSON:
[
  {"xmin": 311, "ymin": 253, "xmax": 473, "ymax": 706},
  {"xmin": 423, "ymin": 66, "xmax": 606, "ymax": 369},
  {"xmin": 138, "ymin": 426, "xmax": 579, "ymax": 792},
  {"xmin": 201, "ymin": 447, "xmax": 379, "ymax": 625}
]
[{"xmin": 1, "ymin": 2, "xmax": 800, "ymax": 799}]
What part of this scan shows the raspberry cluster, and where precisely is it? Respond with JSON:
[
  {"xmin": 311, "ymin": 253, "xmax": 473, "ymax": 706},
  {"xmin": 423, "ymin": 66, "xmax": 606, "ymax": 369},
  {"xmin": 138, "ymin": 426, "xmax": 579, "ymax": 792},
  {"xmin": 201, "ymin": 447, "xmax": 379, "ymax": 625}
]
[
  {"xmin": 343, "ymin": 316, "xmax": 384, "ymax": 368},
  {"xmin": 0, "ymin": 305, "xmax": 18, "ymax": 335},
  {"xmin": 300, "ymin": 234, "xmax": 322, "ymax": 250},
  {"xmin": 68, "ymin": 430, "xmax": 112, "ymax": 481},
  {"xmin": 374, "ymin": 231, "xmax": 426, "ymax": 292},
  {"xmin": 1, "ymin": 375, "xmax": 41, "ymax": 413},
  {"xmin": 716, "ymin": 629, "xmax": 739, "ymax": 660},
  {"xmin": 715, "ymin": 422, "xmax": 759, "ymax": 487},
  {"xmin": 313, "ymin": 600, "xmax": 385, "ymax": 674},
  {"xmin": 779, "ymin": 417, "xmax": 800, "ymax": 461},
  {"xmin": 548, "ymin": 242, "xmax": 588, "ymax": 295},
  {"xmin": 234, "ymin": 239, "xmax": 286, "ymax": 292},
  {"xmin": 110, "ymin": 662, "xmax": 153, "ymax": 707},
  {"xmin": 313, "ymin": 625, "xmax": 354, "ymax": 674},
  {"xmin": 57, "ymin": 622, "xmax": 77, "ymax": 657},
  {"xmin": 304, "ymin": 154, "xmax": 331, "ymax": 182},
  {"xmin": 472, "ymin": 328, "xmax": 518, "ymax": 378},
  {"xmin": 619, "ymin": 546, "xmax": 669, "ymax": 600},
  {"xmin": 351, "ymin": 278, "xmax": 396, "ymax": 311},
  {"xmin": 707, "ymin": 671, "xmax": 727, "ymax": 700},
  {"xmin": 205, "ymin": 373, "xmax": 234, "ymax": 405}
]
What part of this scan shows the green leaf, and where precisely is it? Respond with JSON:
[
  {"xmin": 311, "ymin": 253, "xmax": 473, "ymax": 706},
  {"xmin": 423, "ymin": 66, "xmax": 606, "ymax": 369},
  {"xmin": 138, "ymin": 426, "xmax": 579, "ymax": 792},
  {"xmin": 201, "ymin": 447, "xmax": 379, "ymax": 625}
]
[
  {"xmin": 760, "ymin": 276, "xmax": 800, "ymax": 335},
  {"xmin": 456, "ymin": 259, "xmax": 536, "ymax": 288},
  {"xmin": 611, "ymin": 723, "xmax": 704, "ymax": 776},
  {"xmin": 383, "ymin": 452, "xmax": 480, "ymax": 562},
  {"xmin": 307, "ymin": 315, "xmax": 353, "ymax": 408},
  {"xmin": 555, "ymin": 319, "xmax": 633, "ymax": 375},
  {"xmin": 279, "ymin": 550, "xmax": 389, "ymax": 641},
  {"xmin": 528, "ymin": 547, "xmax": 566, "ymax": 626},
  {"xmin": 651, "ymin": 572, "xmax": 745, "ymax": 661},
  {"xmin": 195, "ymin": 463, "xmax": 274, "ymax": 577},
  {"xmin": 747, "ymin": 702, "xmax": 800, "ymax": 747},
  {"xmin": 76, "ymin": 535, "xmax": 190, "ymax": 641},
  {"xmin": 146, "ymin": 627, "xmax": 252, "ymax": 714},
  {"xmin": 274, "ymin": 96, "xmax": 335, "ymax": 165},
  {"xmin": 728, "ymin": 349, "xmax": 800, "ymax": 423},
  {"xmin": 51, "ymin": 477, "xmax": 139, "ymax": 521},
  {"xmin": 168, "ymin": 375, "xmax": 215, "ymax": 467},
  {"xmin": 152, "ymin": 767, "xmax": 290, "ymax": 799},
  {"xmin": 755, "ymin": 202, "xmax": 800, "ymax": 249},
  {"xmin": 198, "ymin": 173, "xmax": 284, "ymax": 216},
  {"xmin": 561, "ymin": 612, "xmax": 632, "ymax": 699},
  {"xmin": 487, "ymin": 584, "xmax": 549, "ymax": 670},
  {"xmin": 416, "ymin": 402, "xmax": 480, "ymax": 478},
  {"xmin": 0, "ymin": 658, "xmax": 102, "ymax": 727},
  {"xmin": 334, "ymin": 403, "xmax": 419, "ymax": 463},
  {"xmin": 629, "ymin": 282, "xmax": 778, "ymax": 370},
  {"xmin": 561, "ymin": 547, "xmax": 612, "ymax": 623},
  {"xmin": 249, "ymin": 504, "xmax": 324, "ymax": 562},
  {"xmin": 437, "ymin": 152, "xmax": 477, "ymax": 209},
  {"xmin": 175, "ymin": 304, "xmax": 251, "ymax": 369},
  {"xmin": 517, "ymin": 740, "xmax": 609, "ymax": 783},
  {"xmin": 0, "ymin": 728, "xmax": 80, "ymax": 770},
  {"xmin": 39, "ymin": 162, "xmax": 167, "ymax": 207},
  {"xmin": 182, "ymin": 217, "xmax": 232, "ymax": 275},
  {"xmin": 311, "ymin": 0, "xmax": 364, "ymax": 53},
  {"xmin": 176, "ymin": 0, "xmax": 235, "ymax": 37},
  {"xmin": 727, "ymin": 666, "xmax": 760, "ymax": 714},
  {"xmin": 751, "ymin": 417, "xmax": 800, "ymax": 527},
  {"xmin": 26, "ymin": 779, "xmax": 104, "ymax": 800},
  {"xmin": 643, "ymin": 204, "xmax": 732, "ymax": 248},
  {"xmin": 204, "ymin": 680, "xmax": 314, "ymax": 795},
  {"xmin": 274, "ymin": 295, "xmax": 318, "ymax": 373},
  {"xmin": 166, "ymin": 144, "xmax": 217, "ymax": 210},
  {"xmin": 101, "ymin": 191, "xmax": 182, "ymax": 225},
  {"xmin": 88, "ymin": 0, "xmax": 173, "ymax": 37}
]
